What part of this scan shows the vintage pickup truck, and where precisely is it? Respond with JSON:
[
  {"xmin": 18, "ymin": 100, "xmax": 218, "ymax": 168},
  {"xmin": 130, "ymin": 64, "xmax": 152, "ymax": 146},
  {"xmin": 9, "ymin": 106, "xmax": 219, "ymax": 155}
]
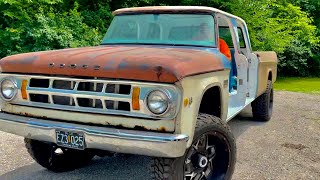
[{"xmin": 0, "ymin": 6, "xmax": 277, "ymax": 180}]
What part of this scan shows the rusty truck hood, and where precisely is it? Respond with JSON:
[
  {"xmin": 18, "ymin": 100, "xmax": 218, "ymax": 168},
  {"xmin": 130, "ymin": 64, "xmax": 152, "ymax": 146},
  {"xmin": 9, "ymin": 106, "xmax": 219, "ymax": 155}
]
[{"xmin": 0, "ymin": 45, "xmax": 224, "ymax": 83}]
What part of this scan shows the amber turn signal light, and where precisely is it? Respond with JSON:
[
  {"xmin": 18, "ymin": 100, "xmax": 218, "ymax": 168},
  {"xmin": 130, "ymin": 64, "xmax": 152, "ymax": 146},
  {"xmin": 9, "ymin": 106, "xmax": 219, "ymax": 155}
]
[
  {"xmin": 21, "ymin": 79, "xmax": 28, "ymax": 100},
  {"xmin": 132, "ymin": 87, "xmax": 140, "ymax": 110},
  {"xmin": 183, "ymin": 98, "xmax": 189, "ymax": 107}
]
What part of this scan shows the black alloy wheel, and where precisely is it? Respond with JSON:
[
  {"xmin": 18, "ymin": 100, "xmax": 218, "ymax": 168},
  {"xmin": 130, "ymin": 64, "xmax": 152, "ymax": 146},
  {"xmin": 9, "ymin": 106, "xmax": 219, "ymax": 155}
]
[{"xmin": 184, "ymin": 130, "xmax": 232, "ymax": 179}]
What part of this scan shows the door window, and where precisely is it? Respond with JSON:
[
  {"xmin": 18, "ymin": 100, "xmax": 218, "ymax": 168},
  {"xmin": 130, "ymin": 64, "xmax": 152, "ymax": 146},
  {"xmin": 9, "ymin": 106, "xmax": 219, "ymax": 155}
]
[{"xmin": 219, "ymin": 27, "xmax": 246, "ymax": 48}]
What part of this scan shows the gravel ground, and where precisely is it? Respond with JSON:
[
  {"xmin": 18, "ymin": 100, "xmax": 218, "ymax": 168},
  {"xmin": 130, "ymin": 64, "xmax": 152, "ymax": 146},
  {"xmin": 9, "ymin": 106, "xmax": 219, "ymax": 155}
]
[{"xmin": 0, "ymin": 91, "xmax": 319, "ymax": 180}]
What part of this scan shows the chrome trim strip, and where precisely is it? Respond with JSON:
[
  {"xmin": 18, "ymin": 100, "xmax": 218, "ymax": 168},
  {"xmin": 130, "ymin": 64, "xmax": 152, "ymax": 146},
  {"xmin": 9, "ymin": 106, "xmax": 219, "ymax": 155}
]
[{"xmin": 0, "ymin": 113, "xmax": 188, "ymax": 157}]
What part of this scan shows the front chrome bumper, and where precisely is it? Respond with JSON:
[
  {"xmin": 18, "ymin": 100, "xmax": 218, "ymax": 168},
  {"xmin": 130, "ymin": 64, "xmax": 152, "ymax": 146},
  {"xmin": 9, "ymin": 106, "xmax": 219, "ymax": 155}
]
[{"xmin": 0, "ymin": 113, "xmax": 189, "ymax": 157}]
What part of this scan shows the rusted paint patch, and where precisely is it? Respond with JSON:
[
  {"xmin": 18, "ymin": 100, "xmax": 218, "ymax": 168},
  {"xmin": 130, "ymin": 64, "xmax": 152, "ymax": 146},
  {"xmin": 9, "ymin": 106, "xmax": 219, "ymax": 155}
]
[
  {"xmin": 134, "ymin": 125, "xmax": 148, "ymax": 131},
  {"xmin": 24, "ymin": 112, "xmax": 33, "ymax": 117},
  {"xmin": 254, "ymin": 51, "xmax": 278, "ymax": 63},
  {"xmin": 158, "ymin": 126, "xmax": 166, "ymax": 132},
  {"xmin": 2, "ymin": 55, "xmax": 39, "ymax": 65},
  {"xmin": 19, "ymin": 112, "xmax": 48, "ymax": 120},
  {"xmin": 0, "ymin": 45, "xmax": 224, "ymax": 83},
  {"xmin": 155, "ymin": 66, "xmax": 163, "ymax": 81}
]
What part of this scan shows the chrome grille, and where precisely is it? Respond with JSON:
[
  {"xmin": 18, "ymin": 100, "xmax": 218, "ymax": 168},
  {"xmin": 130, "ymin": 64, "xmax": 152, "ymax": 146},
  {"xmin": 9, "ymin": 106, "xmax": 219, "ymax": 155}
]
[{"xmin": 28, "ymin": 78, "xmax": 132, "ymax": 111}]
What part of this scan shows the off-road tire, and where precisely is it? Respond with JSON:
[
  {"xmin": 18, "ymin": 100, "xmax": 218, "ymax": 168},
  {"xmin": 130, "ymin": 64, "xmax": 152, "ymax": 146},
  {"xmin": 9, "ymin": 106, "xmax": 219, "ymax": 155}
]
[
  {"xmin": 25, "ymin": 138, "xmax": 94, "ymax": 172},
  {"xmin": 150, "ymin": 114, "xmax": 236, "ymax": 180},
  {"xmin": 251, "ymin": 80, "xmax": 274, "ymax": 121}
]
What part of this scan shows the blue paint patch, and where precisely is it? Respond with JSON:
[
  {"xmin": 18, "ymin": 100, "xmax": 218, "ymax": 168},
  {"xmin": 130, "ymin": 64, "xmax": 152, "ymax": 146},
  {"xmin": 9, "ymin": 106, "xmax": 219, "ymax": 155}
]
[
  {"xmin": 118, "ymin": 60, "xmax": 129, "ymax": 69},
  {"xmin": 104, "ymin": 59, "xmax": 117, "ymax": 70},
  {"xmin": 20, "ymin": 56, "xmax": 39, "ymax": 64},
  {"xmin": 139, "ymin": 64, "xmax": 150, "ymax": 70},
  {"xmin": 3, "ymin": 55, "xmax": 39, "ymax": 65},
  {"xmin": 15, "ymin": 79, "xmax": 22, "ymax": 89},
  {"xmin": 230, "ymin": 18, "xmax": 240, "ymax": 48},
  {"xmin": 205, "ymin": 48, "xmax": 231, "ymax": 69},
  {"xmin": 139, "ymin": 88, "xmax": 149, "ymax": 100},
  {"xmin": 204, "ymin": 48, "xmax": 234, "ymax": 92}
]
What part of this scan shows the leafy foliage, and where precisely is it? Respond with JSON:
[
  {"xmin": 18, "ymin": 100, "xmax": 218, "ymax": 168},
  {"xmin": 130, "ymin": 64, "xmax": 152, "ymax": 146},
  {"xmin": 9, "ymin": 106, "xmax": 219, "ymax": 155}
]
[
  {"xmin": 0, "ymin": 0, "xmax": 319, "ymax": 76},
  {"xmin": 0, "ymin": 0, "xmax": 103, "ymax": 57}
]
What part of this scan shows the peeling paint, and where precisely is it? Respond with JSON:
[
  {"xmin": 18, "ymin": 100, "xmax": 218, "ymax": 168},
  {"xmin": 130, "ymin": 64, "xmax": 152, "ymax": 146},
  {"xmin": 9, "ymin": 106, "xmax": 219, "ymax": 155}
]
[
  {"xmin": 22, "ymin": 55, "xmax": 39, "ymax": 63},
  {"xmin": 155, "ymin": 66, "xmax": 163, "ymax": 80},
  {"xmin": 158, "ymin": 126, "xmax": 166, "ymax": 132},
  {"xmin": 0, "ymin": 45, "xmax": 225, "ymax": 83},
  {"xmin": 134, "ymin": 125, "xmax": 148, "ymax": 131}
]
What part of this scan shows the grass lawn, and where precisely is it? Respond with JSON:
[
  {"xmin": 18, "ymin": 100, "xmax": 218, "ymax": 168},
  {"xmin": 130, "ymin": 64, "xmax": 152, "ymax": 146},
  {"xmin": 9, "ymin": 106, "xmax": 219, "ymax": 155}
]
[{"xmin": 274, "ymin": 77, "xmax": 320, "ymax": 94}]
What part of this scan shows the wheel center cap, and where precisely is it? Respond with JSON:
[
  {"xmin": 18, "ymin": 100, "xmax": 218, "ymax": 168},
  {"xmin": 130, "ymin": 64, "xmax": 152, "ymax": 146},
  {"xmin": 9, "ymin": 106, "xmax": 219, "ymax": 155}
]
[{"xmin": 198, "ymin": 155, "xmax": 208, "ymax": 168}]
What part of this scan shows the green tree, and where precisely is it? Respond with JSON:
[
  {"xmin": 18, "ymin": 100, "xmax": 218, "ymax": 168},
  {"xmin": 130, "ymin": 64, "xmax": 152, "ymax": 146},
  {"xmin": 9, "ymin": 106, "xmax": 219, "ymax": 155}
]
[
  {"xmin": 0, "ymin": 0, "xmax": 319, "ymax": 76},
  {"xmin": 0, "ymin": 0, "xmax": 103, "ymax": 57},
  {"xmin": 227, "ymin": 0, "xmax": 319, "ymax": 76}
]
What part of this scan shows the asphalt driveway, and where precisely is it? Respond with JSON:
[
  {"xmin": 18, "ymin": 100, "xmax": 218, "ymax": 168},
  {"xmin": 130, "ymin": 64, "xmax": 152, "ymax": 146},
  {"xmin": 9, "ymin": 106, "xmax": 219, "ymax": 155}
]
[{"xmin": 0, "ymin": 91, "xmax": 319, "ymax": 180}]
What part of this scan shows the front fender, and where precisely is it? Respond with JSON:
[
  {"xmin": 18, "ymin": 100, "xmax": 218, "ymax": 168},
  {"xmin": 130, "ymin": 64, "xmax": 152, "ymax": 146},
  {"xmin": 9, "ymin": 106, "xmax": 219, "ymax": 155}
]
[{"xmin": 174, "ymin": 70, "xmax": 230, "ymax": 147}]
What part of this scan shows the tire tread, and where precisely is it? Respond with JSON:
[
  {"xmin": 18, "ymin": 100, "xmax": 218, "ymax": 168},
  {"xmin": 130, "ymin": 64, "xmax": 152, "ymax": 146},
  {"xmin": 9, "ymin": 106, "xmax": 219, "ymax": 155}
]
[
  {"xmin": 25, "ymin": 138, "xmax": 93, "ymax": 172},
  {"xmin": 252, "ymin": 80, "xmax": 273, "ymax": 121}
]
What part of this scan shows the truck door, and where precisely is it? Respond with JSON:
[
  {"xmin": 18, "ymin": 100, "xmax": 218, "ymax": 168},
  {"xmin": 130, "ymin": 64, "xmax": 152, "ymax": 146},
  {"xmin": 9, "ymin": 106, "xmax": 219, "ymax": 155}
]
[
  {"xmin": 217, "ymin": 14, "xmax": 249, "ymax": 120},
  {"xmin": 236, "ymin": 21, "xmax": 259, "ymax": 101}
]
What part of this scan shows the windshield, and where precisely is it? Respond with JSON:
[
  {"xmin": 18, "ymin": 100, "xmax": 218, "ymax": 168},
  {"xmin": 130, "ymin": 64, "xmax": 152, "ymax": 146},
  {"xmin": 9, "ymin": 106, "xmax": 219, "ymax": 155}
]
[{"xmin": 102, "ymin": 14, "xmax": 216, "ymax": 47}]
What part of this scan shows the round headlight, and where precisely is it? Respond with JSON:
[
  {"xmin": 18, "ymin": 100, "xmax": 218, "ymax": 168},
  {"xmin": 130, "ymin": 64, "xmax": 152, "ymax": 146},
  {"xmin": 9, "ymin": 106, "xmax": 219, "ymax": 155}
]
[
  {"xmin": 147, "ymin": 90, "xmax": 169, "ymax": 115},
  {"xmin": 0, "ymin": 79, "xmax": 17, "ymax": 100}
]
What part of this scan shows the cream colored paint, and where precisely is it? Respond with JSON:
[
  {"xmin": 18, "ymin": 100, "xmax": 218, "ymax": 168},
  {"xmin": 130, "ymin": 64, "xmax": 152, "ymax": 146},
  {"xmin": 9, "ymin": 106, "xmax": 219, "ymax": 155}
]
[
  {"xmin": 1, "ymin": 104, "xmax": 175, "ymax": 132},
  {"xmin": 255, "ymin": 51, "xmax": 278, "ymax": 97},
  {"xmin": 175, "ymin": 70, "xmax": 230, "ymax": 147},
  {"xmin": 257, "ymin": 61, "xmax": 277, "ymax": 97}
]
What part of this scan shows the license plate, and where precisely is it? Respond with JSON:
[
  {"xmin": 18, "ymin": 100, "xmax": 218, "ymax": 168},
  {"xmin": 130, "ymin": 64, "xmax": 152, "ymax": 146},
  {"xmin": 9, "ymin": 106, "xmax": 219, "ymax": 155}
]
[{"xmin": 56, "ymin": 130, "xmax": 85, "ymax": 150}]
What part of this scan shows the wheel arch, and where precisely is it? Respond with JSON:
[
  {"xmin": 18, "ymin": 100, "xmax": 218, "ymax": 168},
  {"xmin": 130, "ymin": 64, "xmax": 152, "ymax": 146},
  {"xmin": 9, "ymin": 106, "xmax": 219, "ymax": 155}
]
[
  {"xmin": 176, "ymin": 70, "xmax": 230, "ymax": 148},
  {"xmin": 257, "ymin": 68, "xmax": 275, "ymax": 97},
  {"xmin": 268, "ymin": 70, "xmax": 272, "ymax": 81},
  {"xmin": 198, "ymin": 85, "xmax": 223, "ymax": 119}
]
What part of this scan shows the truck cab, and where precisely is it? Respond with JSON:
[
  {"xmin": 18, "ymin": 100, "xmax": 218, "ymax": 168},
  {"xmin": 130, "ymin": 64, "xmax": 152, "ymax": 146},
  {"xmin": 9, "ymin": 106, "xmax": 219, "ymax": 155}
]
[{"xmin": 215, "ymin": 13, "xmax": 277, "ymax": 120}]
